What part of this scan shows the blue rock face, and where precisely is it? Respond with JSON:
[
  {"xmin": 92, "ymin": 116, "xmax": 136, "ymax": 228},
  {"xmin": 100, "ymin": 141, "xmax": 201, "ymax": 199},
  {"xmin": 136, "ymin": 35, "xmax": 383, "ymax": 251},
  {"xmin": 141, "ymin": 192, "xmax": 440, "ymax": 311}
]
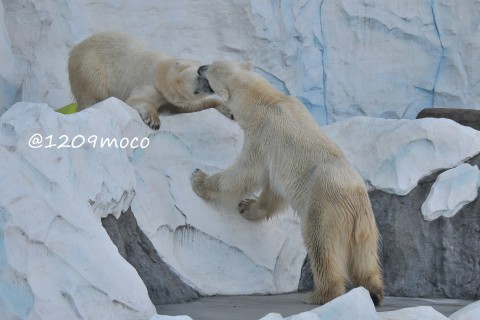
[{"xmin": 2, "ymin": 1, "xmax": 480, "ymax": 124}]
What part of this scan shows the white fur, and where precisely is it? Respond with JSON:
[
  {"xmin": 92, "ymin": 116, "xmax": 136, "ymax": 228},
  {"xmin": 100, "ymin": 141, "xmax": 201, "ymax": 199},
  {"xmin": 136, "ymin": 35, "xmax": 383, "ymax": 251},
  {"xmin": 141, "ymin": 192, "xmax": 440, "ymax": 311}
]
[
  {"xmin": 68, "ymin": 32, "xmax": 231, "ymax": 130},
  {"xmin": 191, "ymin": 60, "xmax": 384, "ymax": 305}
]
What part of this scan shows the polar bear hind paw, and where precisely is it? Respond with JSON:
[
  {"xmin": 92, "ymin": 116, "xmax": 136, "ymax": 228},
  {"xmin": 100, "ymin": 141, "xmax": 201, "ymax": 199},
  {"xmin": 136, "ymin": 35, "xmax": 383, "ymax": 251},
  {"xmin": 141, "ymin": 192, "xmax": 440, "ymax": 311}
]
[
  {"xmin": 238, "ymin": 198, "xmax": 256, "ymax": 214},
  {"xmin": 191, "ymin": 169, "xmax": 210, "ymax": 199},
  {"xmin": 239, "ymin": 198, "xmax": 265, "ymax": 220}
]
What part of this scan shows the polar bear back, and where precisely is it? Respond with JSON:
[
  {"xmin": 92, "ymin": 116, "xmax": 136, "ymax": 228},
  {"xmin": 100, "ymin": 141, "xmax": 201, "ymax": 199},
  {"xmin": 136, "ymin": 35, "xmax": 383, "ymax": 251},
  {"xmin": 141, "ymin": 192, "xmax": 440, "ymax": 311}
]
[{"xmin": 69, "ymin": 32, "xmax": 167, "ymax": 102}]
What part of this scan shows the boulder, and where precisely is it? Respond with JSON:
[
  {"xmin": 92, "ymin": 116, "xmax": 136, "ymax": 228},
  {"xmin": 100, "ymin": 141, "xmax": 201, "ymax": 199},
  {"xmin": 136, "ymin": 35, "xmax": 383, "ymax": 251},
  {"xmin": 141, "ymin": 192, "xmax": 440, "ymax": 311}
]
[
  {"xmin": 324, "ymin": 116, "xmax": 480, "ymax": 196},
  {"xmin": 261, "ymin": 287, "xmax": 380, "ymax": 320},
  {"xmin": 378, "ymin": 306, "xmax": 449, "ymax": 320},
  {"xmin": 0, "ymin": 100, "xmax": 156, "ymax": 320},
  {"xmin": 302, "ymin": 287, "xmax": 380, "ymax": 320},
  {"xmin": 421, "ymin": 164, "xmax": 480, "ymax": 221},
  {"xmin": 416, "ymin": 108, "xmax": 480, "ymax": 131},
  {"xmin": 371, "ymin": 154, "xmax": 480, "ymax": 299}
]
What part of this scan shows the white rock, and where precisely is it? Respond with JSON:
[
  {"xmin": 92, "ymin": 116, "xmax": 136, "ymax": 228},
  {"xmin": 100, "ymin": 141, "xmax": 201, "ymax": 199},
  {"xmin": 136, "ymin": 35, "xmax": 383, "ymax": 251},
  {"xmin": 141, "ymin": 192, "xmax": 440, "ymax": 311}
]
[
  {"xmin": 322, "ymin": 0, "xmax": 441, "ymax": 121},
  {"xmin": 449, "ymin": 300, "xmax": 480, "ymax": 320},
  {"xmin": 379, "ymin": 306, "xmax": 449, "ymax": 320},
  {"xmin": 287, "ymin": 312, "xmax": 320, "ymax": 320},
  {"xmin": 284, "ymin": 287, "xmax": 380, "ymax": 320},
  {"xmin": 0, "ymin": 99, "xmax": 156, "ymax": 320},
  {"xmin": 259, "ymin": 313, "xmax": 285, "ymax": 320},
  {"xmin": 132, "ymin": 108, "xmax": 306, "ymax": 295},
  {"xmin": 324, "ymin": 117, "xmax": 480, "ymax": 195},
  {"xmin": 431, "ymin": 0, "xmax": 480, "ymax": 109},
  {"xmin": 421, "ymin": 164, "xmax": 480, "ymax": 221},
  {"xmin": 261, "ymin": 292, "xmax": 475, "ymax": 320},
  {"xmin": 150, "ymin": 315, "xmax": 193, "ymax": 320},
  {"xmin": 0, "ymin": 1, "xmax": 21, "ymax": 114}
]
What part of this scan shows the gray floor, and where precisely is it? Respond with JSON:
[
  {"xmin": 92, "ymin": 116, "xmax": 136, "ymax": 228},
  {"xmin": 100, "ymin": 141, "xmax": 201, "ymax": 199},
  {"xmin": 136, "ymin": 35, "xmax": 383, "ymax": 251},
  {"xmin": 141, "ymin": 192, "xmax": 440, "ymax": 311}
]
[{"xmin": 156, "ymin": 293, "xmax": 474, "ymax": 320}]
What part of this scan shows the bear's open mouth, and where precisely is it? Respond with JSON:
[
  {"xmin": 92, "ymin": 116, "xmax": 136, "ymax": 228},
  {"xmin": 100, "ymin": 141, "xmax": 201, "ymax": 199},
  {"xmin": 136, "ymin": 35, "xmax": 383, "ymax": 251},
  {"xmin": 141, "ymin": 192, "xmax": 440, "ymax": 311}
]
[
  {"xmin": 195, "ymin": 75, "xmax": 214, "ymax": 95},
  {"xmin": 205, "ymin": 82, "xmax": 214, "ymax": 93}
]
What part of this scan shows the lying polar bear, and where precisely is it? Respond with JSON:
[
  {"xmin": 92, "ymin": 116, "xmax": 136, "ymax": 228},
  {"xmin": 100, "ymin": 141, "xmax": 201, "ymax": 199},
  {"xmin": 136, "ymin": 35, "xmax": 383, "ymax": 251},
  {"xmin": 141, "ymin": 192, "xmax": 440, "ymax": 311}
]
[
  {"xmin": 68, "ymin": 32, "xmax": 231, "ymax": 129},
  {"xmin": 191, "ymin": 60, "xmax": 384, "ymax": 306}
]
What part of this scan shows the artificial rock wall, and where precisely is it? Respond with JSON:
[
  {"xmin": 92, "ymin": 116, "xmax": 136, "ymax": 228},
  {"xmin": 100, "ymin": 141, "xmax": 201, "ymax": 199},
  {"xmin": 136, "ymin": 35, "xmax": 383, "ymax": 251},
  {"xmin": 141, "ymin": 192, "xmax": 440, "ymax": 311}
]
[{"xmin": 2, "ymin": 0, "xmax": 480, "ymax": 123}]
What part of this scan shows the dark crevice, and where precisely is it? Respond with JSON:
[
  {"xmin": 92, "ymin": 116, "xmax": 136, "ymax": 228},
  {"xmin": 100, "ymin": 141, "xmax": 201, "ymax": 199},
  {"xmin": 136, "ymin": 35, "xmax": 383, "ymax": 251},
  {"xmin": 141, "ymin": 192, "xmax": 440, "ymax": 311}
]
[{"xmin": 102, "ymin": 208, "xmax": 199, "ymax": 306}]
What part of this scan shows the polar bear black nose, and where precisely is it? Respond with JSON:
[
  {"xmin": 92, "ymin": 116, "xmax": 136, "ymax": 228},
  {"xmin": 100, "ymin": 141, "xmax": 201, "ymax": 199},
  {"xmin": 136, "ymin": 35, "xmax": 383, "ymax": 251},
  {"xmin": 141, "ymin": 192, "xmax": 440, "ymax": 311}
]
[{"xmin": 198, "ymin": 65, "xmax": 209, "ymax": 76}]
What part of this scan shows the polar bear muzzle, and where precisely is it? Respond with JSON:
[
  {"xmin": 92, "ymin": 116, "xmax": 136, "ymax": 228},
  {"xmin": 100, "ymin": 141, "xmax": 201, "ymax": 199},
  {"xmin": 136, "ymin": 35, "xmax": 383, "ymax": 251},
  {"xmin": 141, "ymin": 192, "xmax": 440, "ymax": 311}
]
[{"xmin": 197, "ymin": 65, "xmax": 209, "ymax": 77}]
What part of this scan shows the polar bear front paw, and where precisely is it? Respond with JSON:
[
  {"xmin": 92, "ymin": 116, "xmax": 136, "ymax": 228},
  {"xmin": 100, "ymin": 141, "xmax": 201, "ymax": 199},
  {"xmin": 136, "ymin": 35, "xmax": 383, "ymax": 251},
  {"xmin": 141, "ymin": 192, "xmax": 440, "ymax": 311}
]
[
  {"xmin": 139, "ymin": 110, "xmax": 160, "ymax": 130},
  {"xmin": 238, "ymin": 198, "xmax": 260, "ymax": 220},
  {"xmin": 191, "ymin": 168, "xmax": 210, "ymax": 199},
  {"xmin": 215, "ymin": 104, "xmax": 235, "ymax": 120}
]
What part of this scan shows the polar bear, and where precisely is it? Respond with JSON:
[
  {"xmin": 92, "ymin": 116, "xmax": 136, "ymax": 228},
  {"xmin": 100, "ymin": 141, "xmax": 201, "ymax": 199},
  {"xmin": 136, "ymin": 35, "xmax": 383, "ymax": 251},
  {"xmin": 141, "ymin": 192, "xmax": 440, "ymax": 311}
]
[
  {"xmin": 68, "ymin": 32, "xmax": 231, "ymax": 130},
  {"xmin": 191, "ymin": 60, "xmax": 384, "ymax": 305}
]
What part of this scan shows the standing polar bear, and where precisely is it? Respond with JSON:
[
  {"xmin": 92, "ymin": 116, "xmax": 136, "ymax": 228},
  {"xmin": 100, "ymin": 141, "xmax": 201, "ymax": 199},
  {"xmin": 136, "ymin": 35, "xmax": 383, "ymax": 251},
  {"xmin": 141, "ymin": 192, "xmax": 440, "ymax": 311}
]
[
  {"xmin": 68, "ymin": 32, "xmax": 231, "ymax": 130},
  {"xmin": 191, "ymin": 61, "xmax": 384, "ymax": 305}
]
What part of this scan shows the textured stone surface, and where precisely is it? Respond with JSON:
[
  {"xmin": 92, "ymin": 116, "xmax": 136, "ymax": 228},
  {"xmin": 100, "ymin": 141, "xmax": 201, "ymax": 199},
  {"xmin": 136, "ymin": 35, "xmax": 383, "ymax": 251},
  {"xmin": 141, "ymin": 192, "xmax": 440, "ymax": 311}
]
[
  {"xmin": 324, "ymin": 117, "xmax": 480, "ymax": 195},
  {"xmin": 416, "ymin": 108, "xmax": 480, "ymax": 131},
  {"xmin": 300, "ymin": 153, "xmax": 480, "ymax": 299},
  {"xmin": 0, "ymin": 100, "xmax": 156, "ymax": 320},
  {"xmin": 261, "ymin": 288, "xmax": 380, "ymax": 320},
  {"xmin": 2, "ymin": 1, "xmax": 480, "ymax": 124},
  {"xmin": 102, "ymin": 208, "xmax": 199, "ymax": 305},
  {"xmin": 378, "ymin": 306, "xmax": 449, "ymax": 320},
  {"xmin": 421, "ymin": 164, "xmax": 480, "ymax": 221},
  {"xmin": 372, "ymin": 155, "xmax": 480, "ymax": 299},
  {"xmin": 0, "ymin": 2, "xmax": 20, "ymax": 115}
]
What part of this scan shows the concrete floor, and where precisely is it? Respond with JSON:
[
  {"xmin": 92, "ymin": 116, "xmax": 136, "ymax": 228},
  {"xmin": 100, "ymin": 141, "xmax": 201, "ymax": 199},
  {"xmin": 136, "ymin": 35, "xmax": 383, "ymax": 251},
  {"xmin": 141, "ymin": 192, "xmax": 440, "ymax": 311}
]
[{"xmin": 156, "ymin": 293, "xmax": 474, "ymax": 320}]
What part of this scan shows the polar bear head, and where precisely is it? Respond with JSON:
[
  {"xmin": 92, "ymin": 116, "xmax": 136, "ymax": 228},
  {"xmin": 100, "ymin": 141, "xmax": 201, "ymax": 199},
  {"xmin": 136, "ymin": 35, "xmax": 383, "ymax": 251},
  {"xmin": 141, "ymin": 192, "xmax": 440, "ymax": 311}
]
[
  {"xmin": 197, "ymin": 60, "xmax": 253, "ymax": 102},
  {"xmin": 155, "ymin": 58, "xmax": 215, "ymax": 104}
]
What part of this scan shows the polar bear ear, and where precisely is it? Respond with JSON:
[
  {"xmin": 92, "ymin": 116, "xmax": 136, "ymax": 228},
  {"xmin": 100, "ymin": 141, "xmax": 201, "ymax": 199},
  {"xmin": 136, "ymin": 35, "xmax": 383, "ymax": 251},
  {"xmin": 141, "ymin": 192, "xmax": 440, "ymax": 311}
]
[
  {"xmin": 218, "ymin": 88, "xmax": 230, "ymax": 102},
  {"xmin": 175, "ymin": 60, "xmax": 189, "ymax": 72},
  {"xmin": 241, "ymin": 61, "xmax": 253, "ymax": 70}
]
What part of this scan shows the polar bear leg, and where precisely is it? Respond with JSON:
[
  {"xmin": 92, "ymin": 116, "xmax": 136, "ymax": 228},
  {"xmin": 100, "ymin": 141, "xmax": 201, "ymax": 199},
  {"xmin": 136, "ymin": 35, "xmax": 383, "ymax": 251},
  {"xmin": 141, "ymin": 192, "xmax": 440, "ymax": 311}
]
[
  {"xmin": 215, "ymin": 104, "xmax": 234, "ymax": 119},
  {"xmin": 76, "ymin": 96, "xmax": 101, "ymax": 111},
  {"xmin": 303, "ymin": 209, "xmax": 348, "ymax": 305},
  {"xmin": 348, "ymin": 224, "xmax": 384, "ymax": 306},
  {"xmin": 163, "ymin": 97, "xmax": 234, "ymax": 120},
  {"xmin": 238, "ymin": 184, "xmax": 286, "ymax": 220},
  {"xmin": 126, "ymin": 86, "xmax": 163, "ymax": 130},
  {"xmin": 191, "ymin": 159, "xmax": 260, "ymax": 202},
  {"xmin": 348, "ymin": 243, "xmax": 384, "ymax": 306}
]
